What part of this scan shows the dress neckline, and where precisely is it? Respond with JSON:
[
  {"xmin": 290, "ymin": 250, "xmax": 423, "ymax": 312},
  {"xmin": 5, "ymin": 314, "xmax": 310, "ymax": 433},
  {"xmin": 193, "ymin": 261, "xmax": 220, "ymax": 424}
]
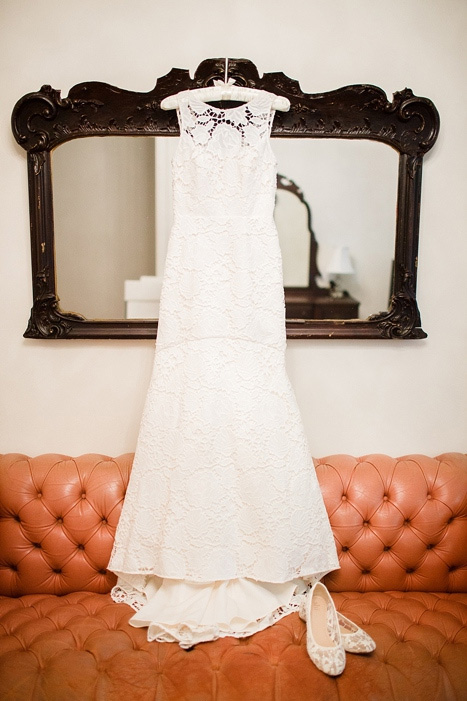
[{"xmin": 187, "ymin": 93, "xmax": 268, "ymax": 116}]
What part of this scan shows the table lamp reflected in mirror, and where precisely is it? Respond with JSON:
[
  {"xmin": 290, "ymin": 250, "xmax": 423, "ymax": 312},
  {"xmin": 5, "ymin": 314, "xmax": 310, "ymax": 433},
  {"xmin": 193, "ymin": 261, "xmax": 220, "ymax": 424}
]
[{"xmin": 327, "ymin": 246, "xmax": 355, "ymax": 298}]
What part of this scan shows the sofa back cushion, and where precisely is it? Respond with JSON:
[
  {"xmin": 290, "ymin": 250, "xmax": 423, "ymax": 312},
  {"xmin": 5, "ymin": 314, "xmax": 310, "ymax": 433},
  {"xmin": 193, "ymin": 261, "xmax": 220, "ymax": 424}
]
[
  {"xmin": 317, "ymin": 453, "xmax": 467, "ymax": 593},
  {"xmin": 0, "ymin": 454, "xmax": 131, "ymax": 596},
  {"xmin": 0, "ymin": 452, "xmax": 466, "ymax": 596}
]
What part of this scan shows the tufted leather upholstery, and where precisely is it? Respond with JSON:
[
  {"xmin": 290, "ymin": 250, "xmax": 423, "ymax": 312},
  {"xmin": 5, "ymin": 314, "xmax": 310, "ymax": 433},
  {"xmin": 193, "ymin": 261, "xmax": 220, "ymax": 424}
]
[
  {"xmin": 315, "ymin": 454, "xmax": 467, "ymax": 593},
  {"xmin": 0, "ymin": 454, "xmax": 131, "ymax": 597},
  {"xmin": 0, "ymin": 452, "xmax": 466, "ymax": 701}
]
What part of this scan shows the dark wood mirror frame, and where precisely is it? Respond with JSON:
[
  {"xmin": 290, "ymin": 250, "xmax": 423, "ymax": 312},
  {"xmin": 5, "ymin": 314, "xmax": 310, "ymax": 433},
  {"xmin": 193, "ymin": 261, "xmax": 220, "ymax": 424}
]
[{"xmin": 12, "ymin": 57, "xmax": 439, "ymax": 339}]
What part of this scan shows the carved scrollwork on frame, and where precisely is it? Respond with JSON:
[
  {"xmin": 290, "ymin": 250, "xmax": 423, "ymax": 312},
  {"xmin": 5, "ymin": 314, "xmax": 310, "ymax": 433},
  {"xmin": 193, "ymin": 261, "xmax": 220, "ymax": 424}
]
[
  {"xmin": 25, "ymin": 296, "xmax": 85, "ymax": 339},
  {"xmin": 368, "ymin": 267, "xmax": 422, "ymax": 339},
  {"xmin": 12, "ymin": 57, "xmax": 440, "ymax": 340}
]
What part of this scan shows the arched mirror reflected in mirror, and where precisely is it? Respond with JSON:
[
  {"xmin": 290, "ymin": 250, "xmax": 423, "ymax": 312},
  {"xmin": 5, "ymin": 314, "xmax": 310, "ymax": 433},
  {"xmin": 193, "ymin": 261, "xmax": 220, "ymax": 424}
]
[{"xmin": 274, "ymin": 176, "xmax": 313, "ymax": 289}]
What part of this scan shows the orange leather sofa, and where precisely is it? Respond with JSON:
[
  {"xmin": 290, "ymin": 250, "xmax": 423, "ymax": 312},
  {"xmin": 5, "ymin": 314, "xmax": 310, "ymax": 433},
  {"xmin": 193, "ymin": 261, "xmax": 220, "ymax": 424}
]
[{"xmin": 0, "ymin": 452, "xmax": 466, "ymax": 701}]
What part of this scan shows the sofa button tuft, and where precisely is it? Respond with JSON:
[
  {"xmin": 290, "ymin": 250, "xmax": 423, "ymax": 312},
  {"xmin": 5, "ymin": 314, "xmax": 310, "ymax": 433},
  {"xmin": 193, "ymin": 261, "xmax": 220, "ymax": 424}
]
[
  {"xmin": 406, "ymin": 568, "xmax": 415, "ymax": 573},
  {"xmin": 77, "ymin": 544, "xmax": 85, "ymax": 550},
  {"xmin": 53, "ymin": 568, "xmax": 62, "ymax": 574},
  {"xmin": 81, "ymin": 493, "xmax": 86, "ymax": 499},
  {"xmin": 383, "ymin": 545, "xmax": 391, "ymax": 551},
  {"xmin": 32, "ymin": 542, "xmax": 41, "ymax": 549},
  {"xmin": 341, "ymin": 546, "xmax": 349, "ymax": 552},
  {"xmin": 57, "ymin": 517, "xmax": 63, "ymax": 523},
  {"xmin": 341, "ymin": 495, "xmax": 347, "ymax": 501},
  {"xmin": 361, "ymin": 569, "xmax": 370, "ymax": 575}
]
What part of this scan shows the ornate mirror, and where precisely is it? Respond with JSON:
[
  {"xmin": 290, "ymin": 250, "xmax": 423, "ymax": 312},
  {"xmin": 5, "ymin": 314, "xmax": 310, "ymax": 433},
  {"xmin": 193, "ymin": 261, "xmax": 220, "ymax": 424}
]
[{"xmin": 11, "ymin": 57, "xmax": 439, "ymax": 339}]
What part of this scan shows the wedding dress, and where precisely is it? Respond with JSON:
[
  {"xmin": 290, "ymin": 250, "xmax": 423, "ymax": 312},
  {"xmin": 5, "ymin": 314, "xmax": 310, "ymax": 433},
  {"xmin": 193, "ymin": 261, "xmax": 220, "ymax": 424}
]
[{"xmin": 109, "ymin": 91, "xmax": 339, "ymax": 647}]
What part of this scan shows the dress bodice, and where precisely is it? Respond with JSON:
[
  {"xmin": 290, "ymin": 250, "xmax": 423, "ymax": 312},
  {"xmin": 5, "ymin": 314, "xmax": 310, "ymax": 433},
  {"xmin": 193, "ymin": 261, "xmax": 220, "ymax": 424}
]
[
  {"xmin": 154, "ymin": 92, "xmax": 286, "ymax": 351},
  {"xmin": 173, "ymin": 94, "xmax": 277, "ymax": 220}
]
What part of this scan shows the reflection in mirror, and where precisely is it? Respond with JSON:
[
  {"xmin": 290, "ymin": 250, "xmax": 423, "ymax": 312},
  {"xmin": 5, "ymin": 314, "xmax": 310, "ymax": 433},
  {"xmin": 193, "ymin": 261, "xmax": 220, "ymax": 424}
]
[
  {"xmin": 52, "ymin": 137, "xmax": 397, "ymax": 323},
  {"xmin": 53, "ymin": 137, "xmax": 157, "ymax": 319},
  {"xmin": 273, "ymin": 139, "xmax": 398, "ymax": 320},
  {"xmin": 274, "ymin": 181, "xmax": 311, "ymax": 288}
]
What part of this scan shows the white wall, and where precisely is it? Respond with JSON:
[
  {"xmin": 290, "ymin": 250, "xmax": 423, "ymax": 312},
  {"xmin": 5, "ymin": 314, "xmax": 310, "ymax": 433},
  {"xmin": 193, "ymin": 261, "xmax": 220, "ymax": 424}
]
[{"xmin": 1, "ymin": 0, "xmax": 466, "ymax": 457}]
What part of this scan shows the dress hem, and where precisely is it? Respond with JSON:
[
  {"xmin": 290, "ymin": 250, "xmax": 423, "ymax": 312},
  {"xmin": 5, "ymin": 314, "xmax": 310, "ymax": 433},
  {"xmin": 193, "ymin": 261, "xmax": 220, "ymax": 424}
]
[
  {"xmin": 109, "ymin": 566, "xmax": 338, "ymax": 590},
  {"xmin": 110, "ymin": 574, "xmax": 321, "ymax": 648}
]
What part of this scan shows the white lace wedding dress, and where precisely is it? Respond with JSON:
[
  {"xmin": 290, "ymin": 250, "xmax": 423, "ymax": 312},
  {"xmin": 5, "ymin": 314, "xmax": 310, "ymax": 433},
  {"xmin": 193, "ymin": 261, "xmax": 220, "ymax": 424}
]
[{"xmin": 109, "ymin": 91, "xmax": 339, "ymax": 647}]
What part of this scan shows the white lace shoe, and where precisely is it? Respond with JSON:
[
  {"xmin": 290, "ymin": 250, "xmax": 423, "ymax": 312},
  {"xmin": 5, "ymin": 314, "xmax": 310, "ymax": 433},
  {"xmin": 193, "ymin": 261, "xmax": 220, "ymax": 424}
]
[
  {"xmin": 336, "ymin": 612, "xmax": 376, "ymax": 653},
  {"xmin": 300, "ymin": 581, "xmax": 346, "ymax": 676},
  {"xmin": 299, "ymin": 595, "xmax": 376, "ymax": 654}
]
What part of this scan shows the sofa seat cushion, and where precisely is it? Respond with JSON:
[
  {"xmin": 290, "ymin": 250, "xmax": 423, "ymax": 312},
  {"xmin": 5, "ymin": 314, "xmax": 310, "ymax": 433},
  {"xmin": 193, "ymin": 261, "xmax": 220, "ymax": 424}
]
[{"xmin": 1, "ymin": 591, "xmax": 465, "ymax": 701}]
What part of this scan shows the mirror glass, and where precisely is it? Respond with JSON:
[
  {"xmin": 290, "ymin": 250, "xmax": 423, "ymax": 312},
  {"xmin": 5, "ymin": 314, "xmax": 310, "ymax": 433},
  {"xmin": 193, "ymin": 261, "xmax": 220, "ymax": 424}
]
[
  {"xmin": 273, "ymin": 139, "xmax": 398, "ymax": 320},
  {"xmin": 53, "ymin": 137, "xmax": 157, "ymax": 319},
  {"xmin": 52, "ymin": 136, "xmax": 398, "ymax": 322}
]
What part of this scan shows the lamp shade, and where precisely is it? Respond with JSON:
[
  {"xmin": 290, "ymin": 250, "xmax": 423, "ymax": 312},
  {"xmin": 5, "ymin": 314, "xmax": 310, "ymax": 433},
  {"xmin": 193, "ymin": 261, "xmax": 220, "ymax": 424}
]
[{"xmin": 326, "ymin": 246, "xmax": 354, "ymax": 275}]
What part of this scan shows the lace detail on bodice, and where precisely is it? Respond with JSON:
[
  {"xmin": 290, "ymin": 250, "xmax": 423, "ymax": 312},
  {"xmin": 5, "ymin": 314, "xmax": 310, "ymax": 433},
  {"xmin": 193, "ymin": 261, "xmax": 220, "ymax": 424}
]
[
  {"xmin": 181, "ymin": 95, "xmax": 275, "ymax": 144},
  {"xmin": 172, "ymin": 94, "xmax": 277, "ymax": 220}
]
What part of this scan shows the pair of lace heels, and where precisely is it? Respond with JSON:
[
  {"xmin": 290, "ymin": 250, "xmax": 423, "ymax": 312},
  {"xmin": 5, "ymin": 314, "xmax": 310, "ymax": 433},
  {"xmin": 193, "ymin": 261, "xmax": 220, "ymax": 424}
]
[{"xmin": 299, "ymin": 581, "xmax": 376, "ymax": 676}]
